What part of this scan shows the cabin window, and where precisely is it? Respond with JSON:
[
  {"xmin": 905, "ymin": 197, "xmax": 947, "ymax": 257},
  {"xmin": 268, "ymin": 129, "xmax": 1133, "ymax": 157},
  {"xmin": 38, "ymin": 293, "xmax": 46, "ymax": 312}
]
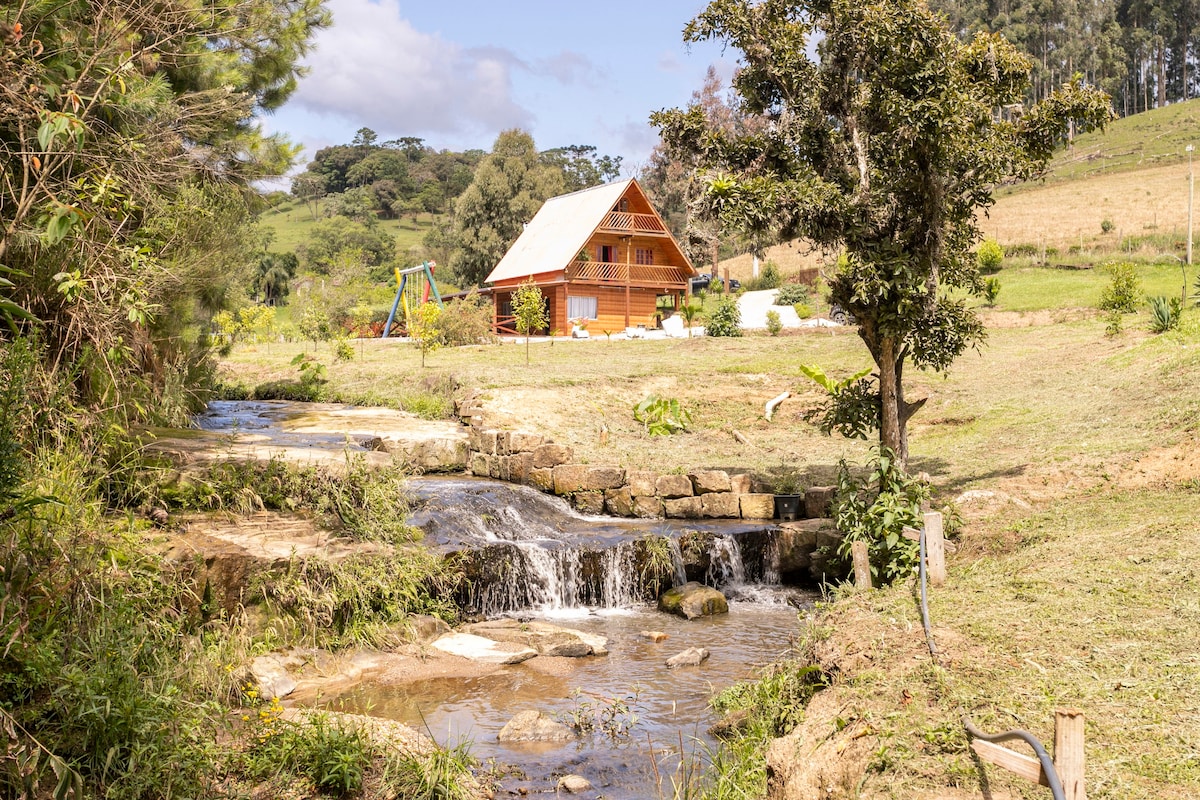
[
  {"xmin": 597, "ymin": 244, "xmax": 616, "ymax": 262},
  {"xmin": 616, "ymin": 199, "xmax": 629, "ymax": 212},
  {"xmin": 635, "ymin": 248, "xmax": 654, "ymax": 265},
  {"xmin": 567, "ymin": 295, "xmax": 598, "ymax": 320}
]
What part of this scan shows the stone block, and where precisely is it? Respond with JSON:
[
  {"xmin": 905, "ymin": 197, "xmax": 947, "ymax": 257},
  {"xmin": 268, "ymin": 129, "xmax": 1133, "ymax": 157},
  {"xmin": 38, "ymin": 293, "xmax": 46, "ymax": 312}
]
[
  {"xmin": 729, "ymin": 473, "xmax": 753, "ymax": 495},
  {"xmin": 739, "ymin": 493, "xmax": 776, "ymax": 520},
  {"xmin": 533, "ymin": 443, "xmax": 573, "ymax": 468},
  {"xmin": 805, "ymin": 486, "xmax": 837, "ymax": 519},
  {"xmin": 478, "ymin": 429, "xmax": 499, "ymax": 456},
  {"xmin": 508, "ymin": 452, "xmax": 533, "ymax": 484},
  {"xmin": 777, "ymin": 519, "xmax": 828, "ymax": 574},
  {"xmin": 657, "ymin": 474, "xmax": 693, "ymax": 499},
  {"xmin": 632, "ymin": 496, "xmax": 663, "ymax": 518},
  {"xmin": 700, "ymin": 492, "xmax": 740, "ymax": 518},
  {"xmin": 691, "ymin": 470, "xmax": 732, "ymax": 494},
  {"xmin": 488, "ymin": 455, "xmax": 505, "ymax": 481},
  {"xmin": 468, "ymin": 427, "xmax": 483, "ymax": 452},
  {"xmin": 509, "ymin": 430, "xmax": 544, "ymax": 453},
  {"xmin": 627, "ymin": 470, "xmax": 658, "ymax": 497},
  {"xmin": 664, "ymin": 496, "xmax": 702, "ymax": 519},
  {"xmin": 573, "ymin": 491, "xmax": 604, "ymax": 515},
  {"xmin": 816, "ymin": 525, "xmax": 843, "ymax": 552},
  {"xmin": 470, "ymin": 452, "xmax": 489, "ymax": 477},
  {"xmin": 553, "ymin": 465, "xmax": 589, "ymax": 494},
  {"xmin": 583, "ymin": 466, "xmax": 625, "ymax": 491},
  {"xmin": 529, "ymin": 467, "xmax": 554, "ymax": 493},
  {"xmin": 604, "ymin": 487, "xmax": 633, "ymax": 517},
  {"xmin": 494, "ymin": 430, "xmax": 511, "ymax": 456}
]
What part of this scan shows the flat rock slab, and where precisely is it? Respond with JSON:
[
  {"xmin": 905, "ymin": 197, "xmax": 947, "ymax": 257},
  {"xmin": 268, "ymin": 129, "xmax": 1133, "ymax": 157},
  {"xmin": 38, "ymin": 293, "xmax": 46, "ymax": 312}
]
[
  {"xmin": 430, "ymin": 632, "xmax": 538, "ymax": 664},
  {"xmin": 666, "ymin": 646, "xmax": 711, "ymax": 669},
  {"xmin": 286, "ymin": 405, "xmax": 469, "ymax": 471},
  {"xmin": 461, "ymin": 619, "xmax": 609, "ymax": 657}
]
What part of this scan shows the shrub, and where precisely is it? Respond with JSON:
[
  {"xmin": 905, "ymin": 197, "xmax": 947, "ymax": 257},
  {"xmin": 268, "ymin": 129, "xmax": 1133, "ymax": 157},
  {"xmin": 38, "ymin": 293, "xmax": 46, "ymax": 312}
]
[
  {"xmin": 333, "ymin": 337, "xmax": 354, "ymax": 361},
  {"xmin": 440, "ymin": 289, "xmax": 496, "ymax": 346},
  {"xmin": 706, "ymin": 296, "xmax": 742, "ymax": 337},
  {"xmin": 774, "ymin": 284, "xmax": 810, "ymax": 305},
  {"xmin": 242, "ymin": 711, "xmax": 372, "ymax": 795},
  {"xmin": 633, "ymin": 394, "xmax": 693, "ymax": 436},
  {"xmin": 1101, "ymin": 218, "xmax": 1115, "ymax": 233},
  {"xmin": 832, "ymin": 451, "xmax": 929, "ymax": 585},
  {"xmin": 744, "ymin": 260, "xmax": 783, "ymax": 291},
  {"xmin": 1099, "ymin": 262, "xmax": 1142, "ymax": 313},
  {"xmin": 982, "ymin": 276, "xmax": 1001, "ymax": 306},
  {"xmin": 766, "ymin": 309, "xmax": 783, "ymax": 335},
  {"xmin": 1148, "ymin": 296, "xmax": 1183, "ymax": 333},
  {"xmin": 1104, "ymin": 308, "xmax": 1124, "ymax": 337},
  {"xmin": 977, "ymin": 239, "xmax": 1004, "ymax": 274},
  {"xmin": 794, "ymin": 302, "xmax": 812, "ymax": 319}
]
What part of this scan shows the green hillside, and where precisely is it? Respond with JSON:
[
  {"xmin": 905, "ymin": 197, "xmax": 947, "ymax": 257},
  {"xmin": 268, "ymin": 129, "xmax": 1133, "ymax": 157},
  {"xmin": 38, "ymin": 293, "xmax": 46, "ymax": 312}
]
[{"xmin": 258, "ymin": 199, "xmax": 442, "ymax": 264}]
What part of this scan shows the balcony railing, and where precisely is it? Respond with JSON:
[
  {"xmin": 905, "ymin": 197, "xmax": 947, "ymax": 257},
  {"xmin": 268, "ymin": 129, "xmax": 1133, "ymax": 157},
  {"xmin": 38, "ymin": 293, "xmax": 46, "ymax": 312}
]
[
  {"xmin": 597, "ymin": 211, "xmax": 669, "ymax": 235},
  {"xmin": 565, "ymin": 260, "xmax": 690, "ymax": 286}
]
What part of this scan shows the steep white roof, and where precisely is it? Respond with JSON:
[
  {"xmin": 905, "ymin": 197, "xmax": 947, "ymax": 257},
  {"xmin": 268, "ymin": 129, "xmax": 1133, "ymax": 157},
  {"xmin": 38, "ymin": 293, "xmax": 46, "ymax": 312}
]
[{"xmin": 484, "ymin": 179, "xmax": 634, "ymax": 285}]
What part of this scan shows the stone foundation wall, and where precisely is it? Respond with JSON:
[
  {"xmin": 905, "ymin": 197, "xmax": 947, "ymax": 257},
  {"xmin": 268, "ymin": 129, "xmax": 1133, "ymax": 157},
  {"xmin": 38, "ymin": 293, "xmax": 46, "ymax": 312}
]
[{"xmin": 459, "ymin": 417, "xmax": 835, "ymax": 522}]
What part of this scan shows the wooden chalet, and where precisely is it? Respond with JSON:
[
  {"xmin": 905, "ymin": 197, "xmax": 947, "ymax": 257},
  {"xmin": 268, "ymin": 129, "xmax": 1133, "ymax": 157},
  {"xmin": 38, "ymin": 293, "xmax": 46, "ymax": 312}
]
[{"xmin": 484, "ymin": 179, "xmax": 696, "ymax": 335}]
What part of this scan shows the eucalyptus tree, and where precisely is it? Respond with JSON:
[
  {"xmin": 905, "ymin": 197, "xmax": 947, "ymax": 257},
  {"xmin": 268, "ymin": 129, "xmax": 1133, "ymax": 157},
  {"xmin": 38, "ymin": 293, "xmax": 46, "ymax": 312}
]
[
  {"xmin": 653, "ymin": 0, "xmax": 1111, "ymax": 467},
  {"xmin": 445, "ymin": 129, "xmax": 565, "ymax": 287},
  {"xmin": 0, "ymin": 0, "xmax": 329, "ymax": 405}
]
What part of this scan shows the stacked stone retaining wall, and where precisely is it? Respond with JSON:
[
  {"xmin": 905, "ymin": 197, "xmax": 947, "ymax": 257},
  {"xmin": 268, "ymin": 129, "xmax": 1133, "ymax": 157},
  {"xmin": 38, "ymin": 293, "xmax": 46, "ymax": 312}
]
[{"xmin": 460, "ymin": 419, "xmax": 836, "ymax": 523}]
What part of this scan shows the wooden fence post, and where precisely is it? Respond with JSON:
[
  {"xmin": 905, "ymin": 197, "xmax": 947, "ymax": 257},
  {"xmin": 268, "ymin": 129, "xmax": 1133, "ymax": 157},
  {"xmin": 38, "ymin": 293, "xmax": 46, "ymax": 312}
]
[
  {"xmin": 924, "ymin": 511, "xmax": 945, "ymax": 587},
  {"xmin": 852, "ymin": 540, "xmax": 872, "ymax": 589},
  {"xmin": 1055, "ymin": 709, "xmax": 1086, "ymax": 800}
]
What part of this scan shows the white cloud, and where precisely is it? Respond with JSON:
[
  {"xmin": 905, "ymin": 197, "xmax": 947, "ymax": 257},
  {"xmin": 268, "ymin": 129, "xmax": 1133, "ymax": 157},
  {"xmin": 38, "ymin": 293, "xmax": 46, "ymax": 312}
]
[{"xmin": 292, "ymin": 0, "xmax": 533, "ymax": 138}]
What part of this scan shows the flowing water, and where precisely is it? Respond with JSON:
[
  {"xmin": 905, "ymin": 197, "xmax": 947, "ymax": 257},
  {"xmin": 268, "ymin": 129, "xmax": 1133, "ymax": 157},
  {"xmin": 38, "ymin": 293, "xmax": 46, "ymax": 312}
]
[
  {"xmin": 195, "ymin": 402, "xmax": 814, "ymax": 797},
  {"xmin": 336, "ymin": 475, "xmax": 815, "ymax": 797}
]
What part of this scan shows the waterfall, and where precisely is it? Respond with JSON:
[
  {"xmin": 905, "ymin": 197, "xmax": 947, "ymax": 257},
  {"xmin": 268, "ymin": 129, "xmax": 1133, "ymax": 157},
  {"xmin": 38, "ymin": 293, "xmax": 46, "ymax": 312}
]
[{"xmin": 407, "ymin": 476, "xmax": 789, "ymax": 617}]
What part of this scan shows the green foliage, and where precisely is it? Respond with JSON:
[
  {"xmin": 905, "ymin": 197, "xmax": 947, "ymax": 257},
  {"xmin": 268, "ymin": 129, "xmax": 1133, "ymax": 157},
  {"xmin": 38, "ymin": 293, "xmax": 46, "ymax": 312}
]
[
  {"xmin": 298, "ymin": 304, "xmax": 334, "ymax": 347},
  {"xmin": 832, "ymin": 452, "xmax": 930, "ymax": 586},
  {"xmin": 983, "ymin": 277, "xmax": 1001, "ymax": 306},
  {"xmin": 164, "ymin": 457, "xmax": 421, "ymax": 545},
  {"xmin": 1148, "ymin": 296, "xmax": 1183, "ymax": 333},
  {"xmin": 744, "ymin": 260, "xmax": 783, "ymax": 291},
  {"xmin": 511, "ymin": 278, "xmax": 548, "ymax": 364},
  {"xmin": 1099, "ymin": 262, "xmax": 1143, "ymax": 313},
  {"xmin": 1101, "ymin": 218, "xmax": 1115, "ymax": 234},
  {"xmin": 633, "ymin": 394, "xmax": 694, "ymax": 436},
  {"xmin": 560, "ymin": 686, "xmax": 643, "ymax": 739},
  {"xmin": 409, "ymin": 302, "xmax": 443, "ymax": 367},
  {"xmin": 679, "ymin": 301, "xmax": 702, "ymax": 336},
  {"xmin": 774, "ymin": 283, "xmax": 810, "ymax": 305},
  {"xmin": 253, "ymin": 251, "xmax": 299, "ymax": 305},
  {"xmin": 300, "ymin": 216, "xmax": 397, "ymax": 278},
  {"xmin": 794, "ymin": 302, "xmax": 812, "ymax": 319},
  {"xmin": 256, "ymin": 550, "xmax": 460, "ymax": 648},
  {"xmin": 439, "ymin": 289, "xmax": 496, "ymax": 346},
  {"xmin": 798, "ymin": 364, "xmax": 879, "ymax": 440},
  {"xmin": 241, "ymin": 711, "xmax": 372, "ymax": 795},
  {"xmin": 765, "ymin": 309, "xmax": 783, "ymax": 336},
  {"xmin": 977, "ymin": 240, "xmax": 1005, "ymax": 274},
  {"xmin": 706, "ymin": 295, "xmax": 742, "ymax": 337},
  {"xmin": 333, "ymin": 337, "xmax": 355, "ymax": 361},
  {"xmin": 1104, "ymin": 308, "xmax": 1124, "ymax": 336}
]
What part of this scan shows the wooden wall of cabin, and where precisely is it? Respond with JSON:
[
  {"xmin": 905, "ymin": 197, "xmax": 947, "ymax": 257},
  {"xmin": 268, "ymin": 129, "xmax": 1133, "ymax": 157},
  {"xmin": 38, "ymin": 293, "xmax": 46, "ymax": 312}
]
[
  {"xmin": 584, "ymin": 233, "xmax": 688, "ymax": 269},
  {"xmin": 564, "ymin": 285, "xmax": 663, "ymax": 332}
]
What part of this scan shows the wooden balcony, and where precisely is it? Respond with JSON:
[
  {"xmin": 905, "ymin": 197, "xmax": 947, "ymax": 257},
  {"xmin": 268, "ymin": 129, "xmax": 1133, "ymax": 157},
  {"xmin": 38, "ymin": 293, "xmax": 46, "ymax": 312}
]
[
  {"xmin": 596, "ymin": 211, "xmax": 669, "ymax": 236},
  {"xmin": 565, "ymin": 260, "xmax": 691, "ymax": 287}
]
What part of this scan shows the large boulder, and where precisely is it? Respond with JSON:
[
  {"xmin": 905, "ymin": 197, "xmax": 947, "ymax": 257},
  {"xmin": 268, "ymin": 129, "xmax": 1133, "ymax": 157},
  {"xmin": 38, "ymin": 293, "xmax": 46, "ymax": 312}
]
[
  {"xmin": 497, "ymin": 710, "xmax": 577, "ymax": 742},
  {"xmin": 249, "ymin": 654, "xmax": 298, "ymax": 700},
  {"xmin": 658, "ymin": 582, "xmax": 729, "ymax": 620}
]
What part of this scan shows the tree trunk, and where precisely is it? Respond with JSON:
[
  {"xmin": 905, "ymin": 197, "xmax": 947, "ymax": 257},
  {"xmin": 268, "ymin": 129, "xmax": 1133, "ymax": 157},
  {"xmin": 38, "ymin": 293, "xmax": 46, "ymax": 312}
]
[{"xmin": 877, "ymin": 336, "xmax": 906, "ymax": 468}]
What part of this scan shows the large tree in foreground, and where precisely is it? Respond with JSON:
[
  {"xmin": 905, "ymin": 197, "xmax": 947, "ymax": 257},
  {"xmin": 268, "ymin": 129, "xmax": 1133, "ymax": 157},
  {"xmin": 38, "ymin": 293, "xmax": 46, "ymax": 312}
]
[{"xmin": 653, "ymin": 0, "xmax": 1112, "ymax": 467}]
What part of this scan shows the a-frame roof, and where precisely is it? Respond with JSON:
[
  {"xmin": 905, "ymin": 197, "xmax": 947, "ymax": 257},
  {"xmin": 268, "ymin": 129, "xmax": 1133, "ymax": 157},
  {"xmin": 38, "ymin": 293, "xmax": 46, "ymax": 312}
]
[{"xmin": 484, "ymin": 178, "xmax": 693, "ymax": 285}]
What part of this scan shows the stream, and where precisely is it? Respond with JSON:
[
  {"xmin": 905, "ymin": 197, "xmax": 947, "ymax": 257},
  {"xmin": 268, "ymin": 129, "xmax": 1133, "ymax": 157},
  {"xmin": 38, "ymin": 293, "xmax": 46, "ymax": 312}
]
[{"xmin": 195, "ymin": 401, "xmax": 812, "ymax": 797}]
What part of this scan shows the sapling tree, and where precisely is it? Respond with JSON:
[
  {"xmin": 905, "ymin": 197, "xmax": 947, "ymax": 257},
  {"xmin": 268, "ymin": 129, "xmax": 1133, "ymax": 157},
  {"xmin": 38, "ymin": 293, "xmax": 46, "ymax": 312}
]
[
  {"xmin": 409, "ymin": 302, "xmax": 443, "ymax": 367},
  {"xmin": 653, "ymin": 0, "xmax": 1112, "ymax": 468},
  {"xmin": 511, "ymin": 278, "xmax": 548, "ymax": 365}
]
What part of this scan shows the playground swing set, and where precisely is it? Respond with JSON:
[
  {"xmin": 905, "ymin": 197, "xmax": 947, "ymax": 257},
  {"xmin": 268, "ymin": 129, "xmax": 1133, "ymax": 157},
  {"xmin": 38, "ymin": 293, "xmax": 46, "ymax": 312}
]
[{"xmin": 381, "ymin": 260, "xmax": 444, "ymax": 338}]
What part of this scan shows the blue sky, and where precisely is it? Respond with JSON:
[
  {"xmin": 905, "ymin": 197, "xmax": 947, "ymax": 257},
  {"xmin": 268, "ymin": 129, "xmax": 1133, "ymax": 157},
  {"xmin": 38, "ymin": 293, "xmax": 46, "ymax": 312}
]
[{"xmin": 268, "ymin": 0, "xmax": 734, "ymax": 174}]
